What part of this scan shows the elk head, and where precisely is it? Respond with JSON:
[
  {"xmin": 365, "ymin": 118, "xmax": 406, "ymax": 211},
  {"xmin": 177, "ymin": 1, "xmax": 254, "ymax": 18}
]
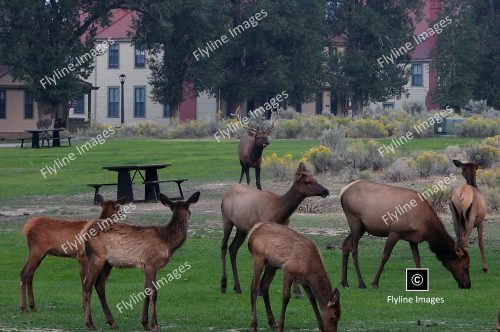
[
  {"xmin": 322, "ymin": 288, "xmax": 341, "ymax": 332},
  {"xmin": 159, "ymin": 192, "xmax": 201, "ymax": 220},
  {"xmin": 452, "ymin": 160, "xmax": 479, "ymax": 187},
  {"xmin": 446, "ymin": 242, "xmax": 471, "ymax": 289},
  {"xmin": 234, "ymin": 106, "xmax": 279, "ymax": 149},
  {"xmin": 96, "ymin": 194, "xmax": 128, "ymax": 219},
  {"xmin": 294, "ymin": 162, "xmax": 330, "ymax": 198}
]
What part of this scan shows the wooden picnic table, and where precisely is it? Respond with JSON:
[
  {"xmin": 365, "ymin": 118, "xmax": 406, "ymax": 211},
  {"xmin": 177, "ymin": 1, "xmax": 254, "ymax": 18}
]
[
  {"xmin": 103, "ymin": 164, "xmax": 171, "ymax": 202},
  {"xmin": 25, "ymin": 128, "xmax": 65, "ymax": 148}
]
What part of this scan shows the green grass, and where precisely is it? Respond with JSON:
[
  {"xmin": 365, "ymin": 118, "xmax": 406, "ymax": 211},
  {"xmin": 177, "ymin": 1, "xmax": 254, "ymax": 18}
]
[{"xmin": 0, "ymin": 137, "xmax": 479, "ymax": 200}]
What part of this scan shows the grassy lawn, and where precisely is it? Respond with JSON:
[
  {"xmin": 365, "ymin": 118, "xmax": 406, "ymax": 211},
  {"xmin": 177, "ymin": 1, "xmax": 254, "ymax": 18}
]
[{"xmin": 0, "ymin": 137, "xmax": 498, "ymax": 331}]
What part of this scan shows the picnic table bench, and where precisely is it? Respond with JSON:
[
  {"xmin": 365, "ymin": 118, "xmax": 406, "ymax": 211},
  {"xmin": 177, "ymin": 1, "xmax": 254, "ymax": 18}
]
[
  {"xmin": 143, "ymin": 178, "xmax": 188, "ymax": 200},
  {"xmin": 41, "ymin": 136, "xmax": 75, "ymax": 147}
]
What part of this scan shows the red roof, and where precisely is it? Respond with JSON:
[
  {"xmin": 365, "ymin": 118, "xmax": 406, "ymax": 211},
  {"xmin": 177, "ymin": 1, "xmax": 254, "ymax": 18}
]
[{"xmin": 93, "ymin": 9, "xmax": 136, "ymax": 40}]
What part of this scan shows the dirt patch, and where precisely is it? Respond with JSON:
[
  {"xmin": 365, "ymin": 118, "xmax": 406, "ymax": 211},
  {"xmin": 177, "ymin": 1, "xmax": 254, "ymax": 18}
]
[{"xmin": 0, "ymin": 208, "xmax": 46, "ymax": 217}]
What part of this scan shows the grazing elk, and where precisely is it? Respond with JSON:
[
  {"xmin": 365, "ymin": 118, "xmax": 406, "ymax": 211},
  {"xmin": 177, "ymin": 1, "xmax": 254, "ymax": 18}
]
[
  {"xmin": 19, "ymin": 194, "xmax": 127, "ymax": 312},
  {"xmin": 340, "ymin": 180, "xmax": 471, "ymax": 289},
  {"xmin": 450, "ymin": 160, "xmax": 488, "ymax": 272},
  {"xmin": 235, "ymin": 107, "xmax": 277, "ymax": 190},
  {"xmin": 81, "ymin": 192, "xmax": 200, "ymax": 331},
  {"xmin": 221, "ymin": 162, "xmax": 329, "ymax": 295},
  {"xmin": 248, "ymin": 222, "xmax": 341, "ymax": 332}
]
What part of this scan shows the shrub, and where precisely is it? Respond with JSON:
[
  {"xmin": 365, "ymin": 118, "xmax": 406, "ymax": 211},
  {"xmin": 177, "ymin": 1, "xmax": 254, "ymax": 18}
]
[
  {"xmin": 414, "ymin": 151, "xmax": 448, "ymax": 177},
  {"xmin": 444, "ymin": 145, "xmax": 463, "ymax": 161},
  {"xmin": 345, "ymin": 140, "xmax": 370, "ymax": 169},
  {"xmin": 482, "ymin": 135, "xmax": 500, "ymax": 149},
  {"xmin": 422, "ymin": 184, "xmax": 453, "ymax": 213},
  {"xmin": 272, "ymin": 118, "xmax": 303, "ymax": 138},
  {"xmin": 320, "ymin": 125, "xmax": 348, "ymax": 151},
  {"xmin": 302, "ymin": 115, "xmax": 332, "ymax": 138},
  {"xmin": 464, "ymin": 99, "xmax": 492, "ymax": 115},
  {"xmin": 477, "ymin": 169, "xmax": 500, "ymax": 188},
  {"xmin": 402, "ymin": 101, "xmax": 425, "ymax": 114},
  {"xmin": 171, "ymin": 120, "xmax": 210, "ymax": 138},
  {"xmin": 365, "ymin": 139, "xmax": 393, "ymax": 170},
  {"xmin": 456, "ymin": 117, "xmax": 500, "ymax": 137},
  {"xmin": 302, "ymin": 146, "xmax": 331, "ymax": 173},
  {"xmin": 482, "ymin": 187, "xmax": 500, "ymax": 212},
  {"xmin": 465, "ymin": 143, "xmax": 498, "ymax": 168},
  {"xmin": 383, "ymin": 158, "xmax": 418, "ymax": 182},
  {"xmin": 262, "ymin": 153, "xmax": 296, "ymax": 181},
  {"xmin": 347, "ymin": 119, "xmax": 388, "ymax": 138}
]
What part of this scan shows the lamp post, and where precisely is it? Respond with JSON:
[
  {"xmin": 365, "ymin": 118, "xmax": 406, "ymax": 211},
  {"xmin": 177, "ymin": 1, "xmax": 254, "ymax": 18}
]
[{"xmin": 119, "ymin": 74, "xmax": 126, "ymax": 124}]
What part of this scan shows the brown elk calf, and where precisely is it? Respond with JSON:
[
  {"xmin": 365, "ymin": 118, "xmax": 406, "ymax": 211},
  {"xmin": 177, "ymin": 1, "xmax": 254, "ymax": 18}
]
[
  {"xmin": 340, "ymin": 180, "xmax": 471, "ymax": 289},
  {"xmin": 221, "ymin": 162, "xmax": 329, "ymax": 294},
  {"xmin": 19, "ymin": 194, "xmax": 127, "ymax": 312},
  {"xmin": 248, "ymin": 222, "xmax": 341, "ymax": 332},
  {"xmin": 81, "ymin": 192, "xmax": 200, "ymax": 331},
  {"xmin": 235, "ymin": 106, "xmax": 277, "ymax": 190},
  {"xmin": 450, "ymin": 160, "xmax": 488, "ymax": 272}
]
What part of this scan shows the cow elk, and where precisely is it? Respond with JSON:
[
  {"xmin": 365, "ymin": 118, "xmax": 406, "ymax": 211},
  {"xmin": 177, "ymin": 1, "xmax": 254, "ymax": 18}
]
[
  {"xmin": 450, "ymin": 160, "xmax": 488, "ymax": 272},
  {"xmin": 235, "ymin": 107, "xmax": 277, "ymax": 190},
  {"xmin": 81, "ymin": 192, "xmax": 200, "ymax": 331},
  {"xmin": 221, "ymin": 162, "xmax": 329, "ymax": 295},
  {"xmin": 248, "ymin": 222, "xmax": 341, "ymax": 332},
  {"xmin": 19, "ymin": 194, "xmax": 127, "ymax": 312},
  {"xmin": 340, "ymin": 180, "xmax": 471, "ymax": 289}
]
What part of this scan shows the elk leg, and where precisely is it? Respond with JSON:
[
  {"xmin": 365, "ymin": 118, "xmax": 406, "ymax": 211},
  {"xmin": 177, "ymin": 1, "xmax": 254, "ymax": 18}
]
[
  {"xmin": 250, "ymin": 256, "xmax": 265, "ymax": 332},
  {"xmin": 450, "ymin": 202, "xmax": 462, "ymax": 241},
  {"xmin": 277, "ymin": 271, "xmax": 294, "ymax": 332},
  {"xmin": 146, "ymin": 271, "xmax": 158, "ymax": 332},
  {"xmin": 141, "ymin": 275, "xmax": 151, "ymax": 329},
  {"xmin": 94, "ymin": 263, "xmax": 117, "ymax": 328},
  {"xmin": 229, "ymin": 229, "xmax": 247, "ymax": 293},
  {"xmin": 260, "ymin": 265, "xmax": 277, "ymax": 328},
  {"xmin": 220, "ymin": 219, "xmax": 234, "ymax": 293},
  {"xmin": 83, "ymin": 257, "xmax": 106, "ymax": 331},
  {"xmin": 302, "ymin": 284, "xmax": 323, "ymax": 331},
  {"xmin": 78, "ymin": 254, "xmax": 90, "ymax": 308},
  {"xmin": 463, "ymin": 207, "xmax": 476, "ymax": 249},
  {"xmin": 292, "ymin": 281, "xmax": 302, "ymax": 299},
  {"xmin": 255, "ymin": 167, "xmax": 262, "ymax": 190},
  {"xmin": 340, "ymin": 233, "xmax": 352, "ymax": 288},
  {"xmin": 245, "ymin": 166, "xmax": 251, "ymax": 185},
  {"xmin": 238, "ymin": 160, "xmax": 245, "ymax": 183},
  {"xmin": 477, "ymin": 224, "xmax": 488, "ymax": 272},
  {"xmin": 350, "ymin": 224, "xmax": 367, "ymax": 289},
  {"xmin": 410, "ymin": 243, "xmax": 421, "ymax": 268},
  {"xmin": 20, "ymin": 250, "xmax": 45, "ymax": 312},
  {"xmin": 371, "ymin": 232, "xmax": 399, "ymax": 288}
]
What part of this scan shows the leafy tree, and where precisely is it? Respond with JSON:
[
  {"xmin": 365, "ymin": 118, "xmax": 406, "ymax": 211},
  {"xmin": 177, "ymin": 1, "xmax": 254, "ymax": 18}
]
[
  {"xmin": 326, "ymin": 0, "xmax": 424, "ymax": 115},
  {"xmin": 432, "ymin": 0, "xmax": 499, "ymax": 108},
  {"xmin": 0, "ymin": 0, "xmax": 132, "ymax": 122}
]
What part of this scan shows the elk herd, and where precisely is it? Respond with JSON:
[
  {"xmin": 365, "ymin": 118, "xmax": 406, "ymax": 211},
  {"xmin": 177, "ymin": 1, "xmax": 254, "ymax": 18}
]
[{"xmin": 18, "ymin": 111, "xmax": 492, "ymax": 331}]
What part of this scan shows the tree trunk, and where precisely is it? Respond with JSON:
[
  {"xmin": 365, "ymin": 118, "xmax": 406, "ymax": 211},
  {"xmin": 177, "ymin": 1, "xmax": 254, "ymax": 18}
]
[
  {"xmin": 171, "ymin": 103, "xmax": 181, "ymax": 123},
  {"xmin": 36, "ymin": 100, "xmax": 55, "ymax": 128},
  {"xmin": 351, "ymin": 94, "xmax": 363, "ymax": 117}
]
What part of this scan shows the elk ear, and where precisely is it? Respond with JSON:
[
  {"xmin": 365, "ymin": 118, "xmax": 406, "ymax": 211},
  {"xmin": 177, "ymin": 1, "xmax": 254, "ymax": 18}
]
[
  {"xmin": 452, "ymin": 160, "xmax": 463, "ymax": 168},
  {"xmin": 328, "ymin": 288, "xmax": 340, "ymax": 307},
  {"xmin": 116, "ymin": 196, "xmax": 128, "ymax": 205},
  {"xmin": 185, "ymin": 191, "xmax": 200, "ymax": 206},
  {"xmin": 96, "ymin": 194, "xmax": 105, "ymax": 205},
  {"xmin": 297, "ymin": 162, "xmax": 308, "ymax": 172},
  {"xmin": 454, "ymin": 242, "xmax": 465, "ymax": 257},
  {"xmin": 159, "ymin": 193, "xmax": 175, "ymax": 209}
]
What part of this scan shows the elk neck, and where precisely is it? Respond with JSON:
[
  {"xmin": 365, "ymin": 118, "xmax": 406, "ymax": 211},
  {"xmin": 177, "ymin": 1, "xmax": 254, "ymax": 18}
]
[
  {"xmin": 250, "ymin": 144, "xmax": 264, "ymax": 161},
  {"xmin": 425, "ymin": 215, "xmax": 458, "ymax": 266},
  {"xmin": 464, "ymin": 173, "xmax": 477, "ymax": 188},
  {"xmin": 308, "ymin": 265, "xmax": 334, "ymax": 309},
  {"xmin": 277, "ymin": 182, "xmax": 306, "ymax": 221},
  {"xmin": 158, "ymin": 209, "xmax": 189, "ymax": 254}
]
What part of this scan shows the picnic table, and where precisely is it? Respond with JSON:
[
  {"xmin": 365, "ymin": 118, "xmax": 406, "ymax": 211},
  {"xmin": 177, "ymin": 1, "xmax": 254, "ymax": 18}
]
[
  {"xmin": 25, "ymin": 128, "xmax": 65, "ymax": 148},
  {"xmin": 102, "ymin": 163, "xmax": 174, "ymax": 202}
]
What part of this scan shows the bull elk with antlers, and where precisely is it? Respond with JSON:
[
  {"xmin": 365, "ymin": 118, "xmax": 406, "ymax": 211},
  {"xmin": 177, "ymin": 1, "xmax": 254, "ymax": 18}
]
[{"xmin": 234, "ymin": 107, "xmax": 278, "ymax": 190}]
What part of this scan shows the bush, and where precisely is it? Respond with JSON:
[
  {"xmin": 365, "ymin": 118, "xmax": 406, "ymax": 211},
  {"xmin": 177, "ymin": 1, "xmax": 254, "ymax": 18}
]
[
  {"xmin": 465, "ymin": 143, "xmax": 499, "ymax": 168},
  {"xmin": 320, "ymin": 125, "xmax": 348, "ymax": 151},
  {"xmin": 262, "ymin": 153, "xmax": 296, "ymax": 181},
  {"xmin": 482, "ymin": 187, "xmax": 500, "ymax": 212},
  {"xmin": 347, "ymin": 119, "xmax": 388, "ymax": 138},
  {"xmin": 272, "ymin": 118, "xmax": 303, "ymax": 138},
  {"xmin": 114, "ymin": 122, "xmax": 169, "ymax": 138},
  {"xmin": 456, "ymin": 117, "xmax": 500, "ymax": 137},
  {"xmin": 383, "ymin": 158, "xmax": 418, "ymax": 182},
  {"xmin": 171, "ymin": 120, "xmax": 210, "ymax": 138},
  {"xmin": 444, "ymin": 145, "xmax": 463, "ymax": 161},
  {"xmin": 482, "ymin": 135, "xmax": 500, "ymax": 149},
  {"xmin": 414, "ymin": 151, "xmax": 448, "ymax": 177},
  {"xmin": 302, "ymin": 146, "xmax": 331, "ymax": 173},
  {"xmin": 402, "ymin": 101, "xmax": 425, "ymax": 114},
  {"xmin": 464, "ymin": 99, "xmax": 492, "ymax": 115},
  {"xmin": 422, "ymin": 184, "xmax": 453, "ymax": 213},
  {"xmin": 477, "ymin": 168, "xmax": 500, "ymax": 188}
]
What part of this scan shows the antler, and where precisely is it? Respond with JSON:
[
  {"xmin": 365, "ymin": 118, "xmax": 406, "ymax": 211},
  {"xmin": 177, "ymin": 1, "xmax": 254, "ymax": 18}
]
[
  {"xmin": 265, "ymin": 109, "xmax": 280, "ymax": 133},
  {"xmin": 232, "ymin": 106, "xmax": 258, "ymax": 133}
]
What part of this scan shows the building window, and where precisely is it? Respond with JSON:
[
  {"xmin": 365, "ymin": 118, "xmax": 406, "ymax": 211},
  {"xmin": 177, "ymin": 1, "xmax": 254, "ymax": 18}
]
[
  {"xmin": 73, "ymin": 97, "xmax": 84, "ymax": 114},
  {"xmin": 163, "ymin": 104, "xmax": 171, "ymax": 118},
  {"xmin": 108, "ymin": 44, "xmax": 119, "ymax": 68},
  {"xmin": 135, "ymin": 47, "xmax": 145, "ymax": 68},
  {"xmin": 108, "ymin": 87, "xmax": 119, "ymax": 118},
  {"xmin": 411, "ymin": 64, "xmax": 423, "ymax": 86},
  {"xmin": 24, "ymin": 91, "xmax": 33, "ymax": 119},
  {"xmin": 0, "ymin": 90, "xmax": 5, "ymax": 119},
  {"xmin": 134, "ymin": 87, "xmax": 145, "ymax": 117},
  {"xmin": 383, "ymin": 102, "xmax": 395, "ymax": 110}
]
